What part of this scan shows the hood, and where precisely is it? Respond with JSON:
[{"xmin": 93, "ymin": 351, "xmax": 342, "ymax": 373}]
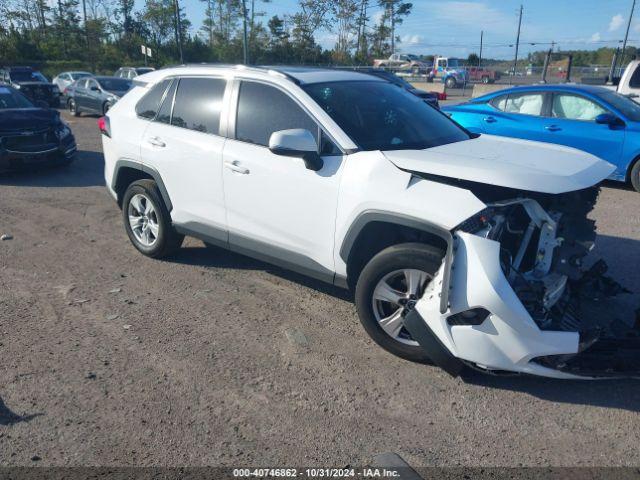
[
  {"xmin": 0, "ymin": 108, "xmax": 60, "ymax": 133},
  {"xmin": 382, "ymin": 134, "xmax": 615, "ymax": 194},
  {"xmin": 15, "ymin": 81, "xmax": 54, "ymax": 87}
]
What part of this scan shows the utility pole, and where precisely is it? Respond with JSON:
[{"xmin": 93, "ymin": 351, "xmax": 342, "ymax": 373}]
[
  {"xmin": 512, "ymin": 4, "xmax": 523, "ymax": 77},
  {"xmin": 479, "ymin": 30, "xmax": 483, "ymax": 67},
  {"xmin": 173, "ymin": 0, "xmax": 184, "ymax": 63},
  {"xmin": 242, "ymin": 0, "xmax": 249, "ymax": 64},
  {"xmin": 390, "ymin": 2, "xmax": 395, "ymax": 54},
  {"xmin": 620, "ymin": 0, "xmax": 637, "ymax": 70}
]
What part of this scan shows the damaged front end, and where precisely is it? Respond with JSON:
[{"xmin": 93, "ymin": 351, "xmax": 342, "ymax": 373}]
[{"xmin": 405, "ymin": 184, "xmax": 640, "ymax": 379}]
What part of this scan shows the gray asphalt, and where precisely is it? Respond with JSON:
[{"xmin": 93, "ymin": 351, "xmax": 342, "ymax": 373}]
[{"xmin": 1, "ymin": 110, "xmax": 639, "ymax": 467}]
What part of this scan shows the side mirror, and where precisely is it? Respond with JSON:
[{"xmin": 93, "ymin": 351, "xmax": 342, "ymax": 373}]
[
  {"xmin": 91, "ymin": 85, "xmax": 100, "ymax": 92},
  {"xmin": 268, "ymin": 129, "xmax": 323, "ymax": 171},
  {"xmin": 595, "ymin": 113, "xmax": 625, "ymax": 128}
]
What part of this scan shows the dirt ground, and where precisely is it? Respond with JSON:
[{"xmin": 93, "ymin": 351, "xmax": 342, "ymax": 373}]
[{"xmin": 1, "ymin": 110, "xmax": 640, "ymax": 468}]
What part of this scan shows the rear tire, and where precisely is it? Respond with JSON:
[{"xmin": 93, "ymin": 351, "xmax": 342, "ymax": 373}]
[
  {"xmin": 445, "ymin": 77, "xmax": 456, "ymax": 89},
  {"xmin": 122, "ymin": 179, "xmax": 184, "ymax": 258},
  {"xmin": 355, "ymin": 242, "xmax": 444, "ymax": 363},
  {"xmin": 631, "ymin": 160, "xmax": 640, "ymax": 193}
]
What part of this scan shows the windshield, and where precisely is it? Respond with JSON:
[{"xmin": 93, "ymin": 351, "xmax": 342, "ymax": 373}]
[
  {"xmin": 303, "ymin": 81, "xmax": 470, "ymax": 151},
  {"xmin": 448, "ymin": 59, "xmax": 460, "ymax": 68},
  {"xmin": 11, "ymin": 70, "xmax": 48, "ymax": 82},
  {"xmin": 135, "ymin": 68, "xmax": 154, "ymax": 75},
  {"xmin": 98, "ymin": 78, "xmax": 132, "ymax": 92},
  {"xmin": 71, "ymin": 72, "xmax": 91, "ymax": 80},
  {"xmin": 0, "ymin": 86, "xmax": 34, "ymax": 109},
  {"xmin": 595, "ymin": 89, "xmax": 640, "ymax": 122}
]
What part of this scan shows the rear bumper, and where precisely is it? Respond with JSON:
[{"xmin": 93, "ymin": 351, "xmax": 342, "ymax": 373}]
[{"xmin": 407, "ymin": 231, "xmax": 640, "ymax": 379}]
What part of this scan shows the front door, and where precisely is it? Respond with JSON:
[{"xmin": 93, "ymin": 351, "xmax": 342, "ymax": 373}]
[
  {"xmin": 140, "ymin": 77, "xmax": 229, "ymax": 240},
  {"xmin": 484, "ymin": 91, "xmax": 549, "ymax": 142},
  {"xmin": 540, "ymin": 92, "xmax": 624, "ymax": 169},
  {"xmin": 222, "ymin": 80, "xmax": 344, "ymax": 279}
]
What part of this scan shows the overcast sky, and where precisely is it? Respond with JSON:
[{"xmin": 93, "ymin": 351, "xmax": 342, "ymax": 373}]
[{"xmin": 178, "ymin": 0, "xmax": 640, "ymax": 60}]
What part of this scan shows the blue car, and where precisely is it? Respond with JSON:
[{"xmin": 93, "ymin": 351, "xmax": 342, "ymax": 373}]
[{"xmin": 442, "ymin": 84, "xmax": 640, "ymax": 192}]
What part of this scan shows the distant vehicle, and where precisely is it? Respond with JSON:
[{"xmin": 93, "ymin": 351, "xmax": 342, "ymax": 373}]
[
  {"xmin": 0, "ymin": 66, "xmax": 60, "ymax": 107},
  {"xmin": 373, "ymin": 53, "xmax": 428, "ymax": 73},
  {"xmin": 466, "ymin": 66, "xmax": 500, "ymax": 84},
  {"xmin": 601, "ymin": 60, "xmax": 640, "ymax": 102},
  {"xmin": 429, "ymin": 56, "xmax": 467, "ymax": 88},
  {"xmin": 114, "ymin": 67, "xmax": 155, "ymax": 79},
  {"xmin": 442, "ymin": 84, "xmax": 640, "ymax": 192},
  {"xmin": 66, "ymin": 76, "xmax": 132, "ymax": 116},
  {"xmin": 0, "ymin": 85, "xmax": 76, "ymax": 172},
  {"xmin": 359, "ymin": 68, "xmax": 439, "ymax": 108},
  {"xmin": 52, "ymin": 71, "xmax": 92, "ymax": 92}
]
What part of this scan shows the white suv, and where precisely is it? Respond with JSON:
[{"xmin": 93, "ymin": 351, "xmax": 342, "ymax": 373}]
[{"xmin": 102, "ymin": 65, "xmax": 639, "ymax": 379}]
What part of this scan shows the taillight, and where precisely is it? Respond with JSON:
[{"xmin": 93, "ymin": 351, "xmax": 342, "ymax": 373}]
[{"xmin": 98, "ymin": 116, "xmax": 111, "ymax": 138}]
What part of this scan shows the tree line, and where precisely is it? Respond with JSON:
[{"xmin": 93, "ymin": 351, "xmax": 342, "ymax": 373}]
[{"xmin": 0, "ymin": 0, "xmax": 414, "ymax": 77}]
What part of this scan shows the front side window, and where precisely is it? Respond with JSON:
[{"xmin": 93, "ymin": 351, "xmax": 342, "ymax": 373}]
[
  {"xmin": 552, "ymin": 93, "xmax": 607, "ymax": 121},
  {"xmin": 136, "ymin": 79, "xmax": 171, "ymax": 120},
  {"xmin": 170, "ymin": 77, "xmax": 226, "ymax": 135},
  {"xmin": 495, "ymin": 92, "xmax": 544, "ymax": 116},
  {"xmin": 303, "ymin": 80, "xmax": 469, "ymax": 151},
  {"xmin": 236, "ymin": 81, "xmax": 318, "ymax": 147}
]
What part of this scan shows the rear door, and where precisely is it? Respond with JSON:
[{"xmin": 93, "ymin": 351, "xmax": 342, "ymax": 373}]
[
  {"xmin": 140, "ymin": 76, "xmax": 229, "ymax": 237},
  {"xmin": 74, "ymin": 79, "xmax": 89, "ymax": 110},
  {"xmin": 482, "ymin": 91, "xmax": 550, "ymax": 142},
  {"xmin": 85, "ymin": 78, "xmax": 102, "ymax": 113},
  {"xmin": 540, "ymin": 92, "xmax": 624, "ymax": 165}
]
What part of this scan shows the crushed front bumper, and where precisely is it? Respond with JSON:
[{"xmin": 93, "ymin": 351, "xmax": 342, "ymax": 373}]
[{"xmin": 405, "ymin": 231, "xmax": 640, "ymax": 379}]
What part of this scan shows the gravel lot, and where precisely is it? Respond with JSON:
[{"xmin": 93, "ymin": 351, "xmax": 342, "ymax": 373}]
[{"xmin": 1, "ymin": 110, "xmax": 640, "ymax": 468}]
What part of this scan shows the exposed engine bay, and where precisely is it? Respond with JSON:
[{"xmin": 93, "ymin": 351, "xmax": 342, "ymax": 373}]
[
  {"xmin": 407, "ymin": 174, "xmax": 640, "ymax": 378},
  {"xmin": 472, "ymin": 187, "xmax": 640, "ymax": 375}
]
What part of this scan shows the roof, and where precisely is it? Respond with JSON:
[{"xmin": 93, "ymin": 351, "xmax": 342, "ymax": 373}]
[
  {"xmin": 263, "ymin": 66, "xmax": 383, "ymax": 84},
  {"xmin": 474, "ymin": 83, "xmax": 615, "ymax": 101},
  {"xmin": 144, "ymin": 64, "xmax": 383, "ymax": 86}
]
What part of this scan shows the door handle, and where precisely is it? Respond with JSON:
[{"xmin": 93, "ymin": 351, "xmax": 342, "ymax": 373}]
[
  {"xmin": 224, "ymin": 160, "xmax": 250, "ymax": 174},
  {"xmin": 148, "ymin": 136, "xmax": 166, "ymax": 147},
  {"xmin": 483, "ymin": 116, "xmax": 497, "ymax": 123},
  {"xmin": 545, "ymin": 125, "xmax": 562, "ymax": 132}
]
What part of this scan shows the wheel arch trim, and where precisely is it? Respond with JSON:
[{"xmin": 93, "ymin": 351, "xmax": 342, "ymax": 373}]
[
  {"xmin": 112, "ymin": 159, "xmax": 173, "ymax": 211},
  {"xmin": 339, "ymin": 210, "xmax": 454, "ymax": 314}
]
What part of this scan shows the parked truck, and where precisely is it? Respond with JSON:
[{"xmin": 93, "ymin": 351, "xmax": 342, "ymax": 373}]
[
  {"xmin": 466, "ymin": 66, "xmax": 501, "ymax": 84},
  {"xmin": 603, "ymin": 59, "xmax": 640, "ymax": 101},
  {"xmin": 372, "ymin": 53, "xmax": 428, "ymax": 73},
  {"xmin": 429, "ymin": 56, "xmax": 468, "ymax": 88}
]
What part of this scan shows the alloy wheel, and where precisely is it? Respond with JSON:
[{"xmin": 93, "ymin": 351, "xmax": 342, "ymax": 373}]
[
  {"xmin": 127, "ymin": 193, "xmax": 159, "ymax": 247},
  {"xmin": 371, "ymin": 268, "xmax": 432, "ymax": 346}
]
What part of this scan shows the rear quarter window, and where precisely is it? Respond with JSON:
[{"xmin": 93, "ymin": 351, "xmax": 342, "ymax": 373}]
[{"xmin": 135, "ymin": 79, "xmax": 171, "ymax": 120}]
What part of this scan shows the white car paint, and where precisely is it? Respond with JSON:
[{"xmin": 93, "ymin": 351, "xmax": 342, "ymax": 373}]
[
  {"xmin": 383, "ymin": 134, "xmax": 615, "ymax": 194},
  {"xmin": 102, "ymin": 64, "xmax": 616, "ymax": 379}
]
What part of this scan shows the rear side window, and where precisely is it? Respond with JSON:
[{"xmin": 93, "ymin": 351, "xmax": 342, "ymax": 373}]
[
  {"xmin": 136, "ymin": 79, "xmax": 171, "ymax": 119},
  {"xmin": 236, "ymin": 81, "xmax": 318, "ymax": 147},
  {"xmin": 171, "ymin": 77, "xmax": 226, "ymax": 134}
]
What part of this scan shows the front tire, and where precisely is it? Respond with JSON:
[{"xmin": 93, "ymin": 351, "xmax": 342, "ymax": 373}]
[
  {"xmin": 122, "ymin": 179, "xmax": 184, "ymax": 258},
  {"xmin": 68, "ymin": 99, "xmax": 80, "ymax": 117},
  {"xmin": 445, "ymin": 77, "xmax": 456, "ymax": 89},
  {"xmin": 355, "ymin": 243, "xmax": 444, "ymax": 363},
  {"xmin": 631, "ymin": 160, "xmax": 640, "ymax": 193}
]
